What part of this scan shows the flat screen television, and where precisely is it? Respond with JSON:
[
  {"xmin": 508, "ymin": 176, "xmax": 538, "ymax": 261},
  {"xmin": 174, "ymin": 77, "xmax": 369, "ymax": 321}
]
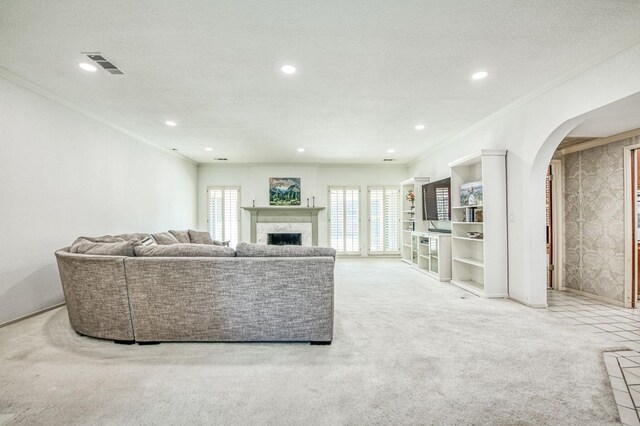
[{"xmin": 422, "ymin": 178, "xmax": 451, "ymax": 222}]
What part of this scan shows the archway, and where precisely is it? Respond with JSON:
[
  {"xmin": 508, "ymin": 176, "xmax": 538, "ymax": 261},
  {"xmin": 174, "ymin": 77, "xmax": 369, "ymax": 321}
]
[{"xmin": 529, "ymin": 93, "xmax": 640, "ymax": 307}]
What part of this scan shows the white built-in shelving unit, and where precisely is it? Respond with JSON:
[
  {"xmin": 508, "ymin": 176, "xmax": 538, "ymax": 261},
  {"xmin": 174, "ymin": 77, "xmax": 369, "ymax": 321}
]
[
  {"xmin": 408, "ymin": 231, "xmax": 452, "ymax": 281},
  {"xmin": 400, "ymin": 177, "xmax": 429, "ymax": 263},
  {"xmin": 449, "ymin": 150, "xmax": 508, "ymax": 298}
]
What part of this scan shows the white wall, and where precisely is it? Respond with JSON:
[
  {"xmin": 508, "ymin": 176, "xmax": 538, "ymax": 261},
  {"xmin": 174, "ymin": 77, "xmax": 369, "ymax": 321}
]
[
  {"xmin": 409, "ymin": 42, "xmax": 640, "ymax": 307},
  {"xmin": 0, "ymin": 76, "xmax": 198, "ymax": 324},
  {"xmin": 197, "ymin": 164, "xmax": 408, "ymax": 253}
]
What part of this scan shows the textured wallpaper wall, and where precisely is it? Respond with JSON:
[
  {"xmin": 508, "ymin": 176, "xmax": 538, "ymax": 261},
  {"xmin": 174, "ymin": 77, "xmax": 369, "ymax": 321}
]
[{"xmin": 563, "ymin": 135, "xmax": 640, "ymax": 302}]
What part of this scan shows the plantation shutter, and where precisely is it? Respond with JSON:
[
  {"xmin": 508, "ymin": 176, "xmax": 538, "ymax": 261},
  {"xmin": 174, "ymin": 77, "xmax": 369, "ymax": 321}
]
[
  {"xmin": 329, "ymin": 186, "xmax": 360, "ymax": 253},
  {"xmin": 369, "ymin": 186, "xmax": 399, "ymax": 253},
  {"xmin": 369, "ymin": 188, "xmax": 384, "ymax": 252},
  {"xmin": 383, "ymin": 187, "xmax": 400, "ymax": 251},
  {"xmin": 207, "ymin": 186, "xmax": 240, "ymax": 247}
]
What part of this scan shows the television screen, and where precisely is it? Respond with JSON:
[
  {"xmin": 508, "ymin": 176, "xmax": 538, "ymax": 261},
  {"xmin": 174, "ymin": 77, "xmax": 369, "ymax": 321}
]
[{"xmin": 422, "ymin": 178, "xmax": 451, "ymax": 221}]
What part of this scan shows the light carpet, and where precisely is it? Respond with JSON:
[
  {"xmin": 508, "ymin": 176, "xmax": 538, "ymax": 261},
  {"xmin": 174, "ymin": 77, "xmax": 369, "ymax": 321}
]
[{"xmin": 0, "ymin": 258, "xmax": 621, "ymax": 425}]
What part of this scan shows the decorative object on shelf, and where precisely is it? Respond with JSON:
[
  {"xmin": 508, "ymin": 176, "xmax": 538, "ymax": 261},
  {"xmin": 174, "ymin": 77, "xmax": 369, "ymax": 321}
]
[
  {"xmin": 460, "ymin": 181, "xmax": 483, "ymax": 206},
  {"xmin": 269, "ymin": 178, "xmax": 301, "ymax": 206},
  {"xmin": 467, "ymin": 232, "xmax": 483, "ymax": 239},
  {"xmin": 312, "ymin": 196, "xmax": 315, "ymax": 207},
  {"xmin": 475, "ymin": 210, "xmax": 483, "ymax": 222},
  {"xmin": 306, "ymin": 198, "xmax": 310, "ymax": 207},
  {"xmin": 406, "ymin": 189, "xmax": 415, "ymax": 209}
]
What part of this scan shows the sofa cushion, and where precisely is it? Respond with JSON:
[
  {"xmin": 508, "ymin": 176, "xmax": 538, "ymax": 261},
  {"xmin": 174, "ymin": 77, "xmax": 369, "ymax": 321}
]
[
  {"xmin": 70, "ymin": 236, "xmax": 124, "ymax": 253},
  {"xmin": 152, "ymin": 232, "xmax": 180, "ymax": 245},
  {"xmin": 134, "ymin": 243, "xmax": 236, "ymax": 257},
  {"xmin": 235, "ymin": 242, "xmax": 336, "ymax": 258},
  {"xmin": 72, "ymin": 240, "xmax": 140, "ymax": 256},
  {"xmin": 115, "ymin": 233, "xmax": 154, "ymax": 242},
  {"xmin": 169, "ymin": 230, "xmax": 190, "ymax": 244},
  {"xmin": 187, "ymin": 229, "xmax": 225, "ymax": 246},
  {"xmin": 188, "ymin": 229, "xmax": 213, "ymax": 244}
]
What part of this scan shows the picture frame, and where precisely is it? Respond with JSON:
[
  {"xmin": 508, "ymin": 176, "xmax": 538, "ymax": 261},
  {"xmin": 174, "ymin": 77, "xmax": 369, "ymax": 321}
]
[
  {"xmin": 460, "ymin": 181, "xmax": 483, "ymax": 206},
  {"xmin": 269, "ymin": 178, "xmax": 301, "ymax": 206}
]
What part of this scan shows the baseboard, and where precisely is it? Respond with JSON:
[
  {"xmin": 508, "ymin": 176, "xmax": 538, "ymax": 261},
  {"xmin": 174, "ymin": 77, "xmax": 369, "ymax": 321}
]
[
  {"xmin": 0, "ymin": 302, "xmax": 66, "ymax": 328},
  {"xmin": 563, "ymin": 288, "xmax": 624, "ymax": 307},
  {"xmin": 508, "ymin": 295, "xmax": 548, "ymax": 309}
]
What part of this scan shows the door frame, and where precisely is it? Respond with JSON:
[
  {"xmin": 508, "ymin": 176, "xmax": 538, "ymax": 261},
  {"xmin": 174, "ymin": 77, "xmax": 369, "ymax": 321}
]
[
  {"xmin": 623, "ymin": 143, "xmax": 640, "ymax": 308},
  {"xmin": 549, "ymin": 159, "xmax": 564, "ymax": 290}
]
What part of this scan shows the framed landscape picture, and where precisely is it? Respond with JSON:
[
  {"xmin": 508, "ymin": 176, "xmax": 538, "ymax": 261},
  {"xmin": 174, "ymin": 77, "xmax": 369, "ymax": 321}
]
[
  {"xmin": 269, "ymin": 178, "xmax": 301, "ymax": 206},
  {"xmin": 460, "ymin": 181, "xmax": 483, "ymax": 206}
]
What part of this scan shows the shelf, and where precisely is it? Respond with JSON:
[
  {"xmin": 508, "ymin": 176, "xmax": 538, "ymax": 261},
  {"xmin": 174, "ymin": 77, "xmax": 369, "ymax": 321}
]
[
  {"xmin": 402, "ymin": 244, "xmax": 411, "ymax": 248},
  {"xmin": 402, "ymin": 220, "xmax": 415, "ymax": 223},
  {"xmin": 419, "ymin": 254, "xmax": 430, "ymax": 259},
  {"xmin": 431, "ymin": 255, "xmax": 438, "ymax": 259},
  {"xmin": 402, "ymin": 229, "xmax": 412, "ymax": 233},
  {"xmin": 402, "ymin": 210, "xmax": 416, "ymax": 214},
  {"xmin": 452, "ymin": 205, "xmax": 484, "ymax": 210},
  {"xmin": 452, "ymin": 236, "xmax": 484, "ymax": 242},
  {"xmin": 451, "ymin": 222, "xmax": 484, "ymax": 225},
  {"xmin": 453, "ymin": 257, "xmax": 484, "ymax": 268}
]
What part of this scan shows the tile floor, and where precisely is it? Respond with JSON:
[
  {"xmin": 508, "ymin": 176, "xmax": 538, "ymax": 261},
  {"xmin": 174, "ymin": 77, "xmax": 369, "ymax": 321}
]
[{"xmin": 545, "ymin": 290, "xmax": 640, "ymax": 425}]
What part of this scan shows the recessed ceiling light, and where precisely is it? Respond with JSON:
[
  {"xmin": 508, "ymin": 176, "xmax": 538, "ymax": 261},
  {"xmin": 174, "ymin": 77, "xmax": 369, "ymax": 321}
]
[
  {"xmin": 205, "ymin": 147, "xmax": 213, "ymax": 152},
  {"xmin": 472, "ymin": 70, "xmax": 489, "ymax": 80},
  {"xmin": 387, "ymin": 149, "xmax": 395, "ymax": 153},
  {"xmin": 78, "ymin": 62, "xmax": 97, "ymax": 72},
  {"xmin": 165, "ymin": 120, "xmax": 177, "ymax": 127},
  {"xmin": 297, "ymin": 148, "xmax": 305, "ymax": 152},
  {"xmin": 415, "ymin": 124, "xmax": 425, "ymax": 130},
  {"xmin": 281, "ymin": 64, "xmax": 296, "ymax": 74}
]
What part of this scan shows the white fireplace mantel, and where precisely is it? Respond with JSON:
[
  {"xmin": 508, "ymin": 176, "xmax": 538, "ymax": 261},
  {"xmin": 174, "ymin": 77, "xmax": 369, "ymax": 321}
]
[{"xmin": 241, "ymin": 206, "xmax": 325, "ymax": 246}]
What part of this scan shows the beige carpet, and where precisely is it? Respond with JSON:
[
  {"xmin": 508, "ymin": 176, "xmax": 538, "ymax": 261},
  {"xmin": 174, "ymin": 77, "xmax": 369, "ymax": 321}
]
[{"xmin": 0, "ymin": 258, "xmax": 621, "ymax": 425}]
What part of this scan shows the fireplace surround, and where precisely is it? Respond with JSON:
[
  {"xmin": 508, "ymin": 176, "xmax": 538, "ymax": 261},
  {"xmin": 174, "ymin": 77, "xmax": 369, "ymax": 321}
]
[{"xmin": 242, "ymin": 207, "xmax": 324, "ymax": 246}]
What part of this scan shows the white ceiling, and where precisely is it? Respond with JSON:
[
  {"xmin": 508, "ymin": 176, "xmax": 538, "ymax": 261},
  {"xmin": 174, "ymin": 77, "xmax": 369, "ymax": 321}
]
[{"xmin": 1, "ymin": 1, "xmax": 640, "ymax": 164}]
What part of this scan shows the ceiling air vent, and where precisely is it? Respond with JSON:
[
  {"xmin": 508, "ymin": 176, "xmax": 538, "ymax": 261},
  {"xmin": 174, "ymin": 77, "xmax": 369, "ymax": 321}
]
[
  {"xmin": 214, "ymin": 158, "xmax": 228, "ymax": 161},
  {"xmin": 383, "ymin": 158, "xmax": 396, "ymax": 162},
  {"xmin": 82, "ymin": 52, "xmax": 125, "ymax": 75}
]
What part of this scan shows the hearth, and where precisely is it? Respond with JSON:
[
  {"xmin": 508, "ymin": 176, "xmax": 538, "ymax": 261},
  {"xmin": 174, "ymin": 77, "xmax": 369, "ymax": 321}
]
[{"xmin": 268, "ymin": 233, "xmax": 302, "ymax": 246}]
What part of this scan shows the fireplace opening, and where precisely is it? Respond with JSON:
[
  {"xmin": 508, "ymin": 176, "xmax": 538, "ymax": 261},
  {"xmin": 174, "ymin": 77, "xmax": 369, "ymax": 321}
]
[{"xmin": 267, "ymin": 233, "xmax": 302, "ymax": 246}]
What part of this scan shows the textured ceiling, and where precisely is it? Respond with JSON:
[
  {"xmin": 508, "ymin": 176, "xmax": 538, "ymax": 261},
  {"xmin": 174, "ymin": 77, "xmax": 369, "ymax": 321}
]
[{"xmin": 1, "ymin": 0, "xmax": 640, "ymax": 164}]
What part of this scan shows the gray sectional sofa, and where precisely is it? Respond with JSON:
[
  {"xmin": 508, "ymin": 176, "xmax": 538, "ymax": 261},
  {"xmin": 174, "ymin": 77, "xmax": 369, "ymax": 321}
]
[{"xmin": 55, "ymin": 230, "xmax": 335, "ymax": 345}]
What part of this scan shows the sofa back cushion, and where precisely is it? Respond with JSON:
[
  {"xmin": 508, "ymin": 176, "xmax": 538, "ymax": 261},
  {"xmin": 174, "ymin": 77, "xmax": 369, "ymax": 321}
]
[
  {"xmin": 71, "ymin": 239, "xmax": 140, "ymax": 256},
  {"xmin": 188, "ymin": 229, "xmax": 215, "ymax": 245},
  {"xmin": 70, "ymin": 236, "xmax": 124, "ymax": 253},
  {"xmin": 115, "ymin": 233, "xmax": 154, "ymax": 242},
  {"xmin": 169, "ymin": 230, "xmax": 190, "ymax": 244},
  {"xmin": 134, "ymin": 243, "xmax": 236, "ymax": 257},
  {"xmin": 152, "ymin": 232, "xmax": 180, "ymax": 245},
  {"xmin": 235, "ymin": 242, "xmax": 336, "ymax": 258}
]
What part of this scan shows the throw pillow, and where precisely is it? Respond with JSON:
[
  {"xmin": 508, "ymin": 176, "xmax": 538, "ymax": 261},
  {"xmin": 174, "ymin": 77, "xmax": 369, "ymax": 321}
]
[
  {"xmin": 235, "ymin": 242, "xmax": 336, "ymax": 258},
  {"xmin": 73, "ymin": 240, "xmax": 140, "ymax": 257},
  {"xmin": 188, "ymin": 229, "xmax": 214, "ymax": 245},
  {"xmin": 152, "ymin": 232, "xmax": 180, "ymax": 245},
  {"xmin": 134, "ymin": 243, "xmax": 236, "ymax": 257},
  {"xmin": 140, "ymin": 237, "xmax": 157, "ymax": 247},
  {"xmin": 169, "ymin": 230, "xmax": 190, "ymax": 244}
]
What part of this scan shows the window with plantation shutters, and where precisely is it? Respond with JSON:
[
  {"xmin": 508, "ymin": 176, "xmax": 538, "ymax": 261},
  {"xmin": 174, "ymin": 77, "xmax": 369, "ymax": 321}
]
[
  {"xmin": 368, "ymin": 186, "xmax": 400, "ymax": 253},
  {"xmin": 329, "ymin": 186, "xmax": 360, "ymax": 254},
  {"xmin": 207, "ymin": 186, "xmax": 240, "ymax": 247}
]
